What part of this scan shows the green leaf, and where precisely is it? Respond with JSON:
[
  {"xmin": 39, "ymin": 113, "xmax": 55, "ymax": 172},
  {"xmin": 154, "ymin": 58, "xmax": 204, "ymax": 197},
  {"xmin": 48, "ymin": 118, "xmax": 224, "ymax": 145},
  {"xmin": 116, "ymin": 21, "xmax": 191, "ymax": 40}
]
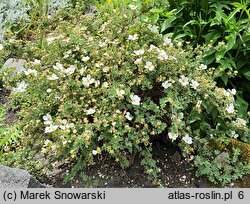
[
  {"xmin": 219, "ymin": 59, "xmax": 235, "ymax": 71},
  {"xmin": 174, "ymin": 33, "xmax": 187, "ymax": 40},
  {"xmin": 203, "ymin": 100, "xmax": 214, "ymax": 114},
  {"xmin": 215, "ymin": 50, "xmax": 225, "ymax": 61},
  {"xmin": 243, "ymin": 71, "xmax": 250, "ymax": 80},
  {"xmin": 160, "ymin": 97, "xmax": 169, "ymax": 109},
  {"xmin": 221, "ymin": 73, "xmax": 228, "ymax": 85},
  {"xmin": 187, "ymin": 110, "xmax": 201, "ymax": 124},
  {"xmin": 203, "ymin": 53, "xmax": 215, "ymax": 65},
  {"xmin": 161, "ymin": 19, "xmax": 173, "ymax": 33},
  {"xmin": 205, "ymin": 30, "xmax": 221, "ymax": 44},
  {"xmin": 150, "ymin": 8, "xmax": 165, "ymax": 14},
  {"xmin": 228, "ymin": 7, "xmax": 241, "ymax": 21},
  {"xmin": 235, "ymin": 94, "xmax": 248, "ymax": 118},
  {"xmin": 237, "ymin": 59, "xmax": 248, "ymax": 70},
  {"xmin": 226, "ymin": 33, "xmax": 236, "ymax": 51}
]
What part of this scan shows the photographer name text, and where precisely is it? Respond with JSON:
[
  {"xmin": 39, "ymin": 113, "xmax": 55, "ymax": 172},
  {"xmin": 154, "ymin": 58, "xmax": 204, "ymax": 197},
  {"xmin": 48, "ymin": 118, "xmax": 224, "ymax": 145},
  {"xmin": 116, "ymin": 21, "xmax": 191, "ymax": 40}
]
[{"xmin": 3, "ymin": 190, "xmax": 106, "ymax": 201}]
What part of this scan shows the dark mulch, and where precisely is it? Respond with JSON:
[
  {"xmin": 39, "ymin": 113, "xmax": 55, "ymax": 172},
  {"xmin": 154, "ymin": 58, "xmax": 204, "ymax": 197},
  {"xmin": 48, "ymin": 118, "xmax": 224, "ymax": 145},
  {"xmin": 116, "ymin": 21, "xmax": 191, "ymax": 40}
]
[
  {"xmin": 43, "ymin": 142, "xmax": 213, "ymax": 188},
  {"xmin": 0, "ymin": 88, "xmax": 18, "ymax": 124},
  {"xmin": 0, "ymin": 88, "xmax": 9, "ymax": 105}
]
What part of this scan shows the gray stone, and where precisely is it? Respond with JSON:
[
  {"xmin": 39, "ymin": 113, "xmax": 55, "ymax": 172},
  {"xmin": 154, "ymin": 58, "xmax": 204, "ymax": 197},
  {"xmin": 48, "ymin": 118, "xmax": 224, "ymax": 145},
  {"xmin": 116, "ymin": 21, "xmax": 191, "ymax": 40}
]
[
  {"xmin": 1, "ymin": 58, "xmax": 26, "ymax": 73},
  {"xmin": 0, "ymin": 165, "xmax": 45, "ymax": 188}
]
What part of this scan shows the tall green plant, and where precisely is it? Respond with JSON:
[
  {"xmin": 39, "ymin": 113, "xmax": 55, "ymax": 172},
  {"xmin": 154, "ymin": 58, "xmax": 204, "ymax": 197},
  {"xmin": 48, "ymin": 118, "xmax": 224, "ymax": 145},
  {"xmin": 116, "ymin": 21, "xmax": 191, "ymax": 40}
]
[
  {"xmin": 144, "ymin": 0, "xmax": 250, "ymax": 122},
  {"xmin": 0, "ymin": 106, "xmax": 21, "ymax": 157}
]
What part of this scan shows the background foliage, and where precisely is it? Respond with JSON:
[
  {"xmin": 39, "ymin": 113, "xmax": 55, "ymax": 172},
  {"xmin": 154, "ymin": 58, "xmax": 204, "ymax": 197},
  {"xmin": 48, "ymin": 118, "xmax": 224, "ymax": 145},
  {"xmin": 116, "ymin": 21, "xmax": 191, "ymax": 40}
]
[{"xmin": 138, "ymin": 0, "xmax": 250, "ymax": 119}]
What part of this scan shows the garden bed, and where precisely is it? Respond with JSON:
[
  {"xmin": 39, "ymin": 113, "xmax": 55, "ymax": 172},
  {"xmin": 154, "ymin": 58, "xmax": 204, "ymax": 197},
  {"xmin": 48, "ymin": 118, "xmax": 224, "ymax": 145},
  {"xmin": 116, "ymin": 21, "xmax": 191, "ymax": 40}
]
[
  {"xmin": 1, "ymin": 83, "xmax": 250, "ymax": 188},
  {"xmin": 0, "ymin": 0, "xmax": 249, "ymax": 188}
]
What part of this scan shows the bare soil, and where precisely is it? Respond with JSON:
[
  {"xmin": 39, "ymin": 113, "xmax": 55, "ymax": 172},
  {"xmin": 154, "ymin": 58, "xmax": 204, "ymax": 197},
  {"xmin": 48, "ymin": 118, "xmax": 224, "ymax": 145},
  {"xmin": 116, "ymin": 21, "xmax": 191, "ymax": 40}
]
[{"xmin": 43, "ymin": 141, "xmax": 212, "ymax": 188}]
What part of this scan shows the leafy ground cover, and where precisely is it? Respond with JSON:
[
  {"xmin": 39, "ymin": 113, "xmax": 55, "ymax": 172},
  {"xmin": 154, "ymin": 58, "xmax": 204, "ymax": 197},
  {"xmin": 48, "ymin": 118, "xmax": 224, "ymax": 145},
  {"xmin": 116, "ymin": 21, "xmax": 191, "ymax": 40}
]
[{"xmin": 0, "ymin": 0, "xmax": 249, "ymax": 187}]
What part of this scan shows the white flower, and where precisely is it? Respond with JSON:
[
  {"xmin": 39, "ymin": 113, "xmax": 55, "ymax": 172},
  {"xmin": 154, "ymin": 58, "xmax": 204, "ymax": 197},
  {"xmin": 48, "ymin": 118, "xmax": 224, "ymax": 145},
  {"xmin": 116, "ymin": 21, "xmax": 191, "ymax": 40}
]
[
  {"xmin": 224, "ymin": 90, "xmax": 231, "ymax": 97},
  {"xmin": 63, "ymin": 50, "xmax": 71, "ymax": 58},
  {"xmin": 61, "ymin": 119, "xmax": 68, "ymax": 124},
  {"xmin": 134, "ymin": 49, "xmax": 145, "ymax": 56},
  {"xmin": 179, "ymin": 75, "xmax": 189, "ymax": 86},
  {"xmin": 0, "ymin": 44, "xmax": 4, "ymax": 50},
  {"xmin": 103, "ymin": 82, "xmax": 109, "ymax": 88},
  {"xmin": 66, "ymin": 123, "xmax": 75, "ymax": 129},
  {"xmin": 130, "ymin": 94, "xmax": 141, "ymax": 105},
  {"xmin": 88, "ymin": 36, "xmax": 94, "ymax": 42},
  {"xmin": 116, "ymin": 89, "xmax": 125, "ymax": 97},
  {"xmin": 59, "ymin": 125, "xmax": 66, "ymax": 130},
  {"xmin": 125, "ymin": 112, "xmax": 133, "ymax": 121},
  {"xmin": 147, "ymin": 24, "xmax": 159, "ymax": 33},
  {"xmin": 226, "ymin": 103, "xmax": 235, "ymax": 114},
  {"xmin": 191, "ymin": 80, "xmax": 199, "ymax": 90},
  {"xmin": 229, "ymin": 89, "xmax": 236, "ymax": 95},
  {"xmin": 47, "ymin": 37, "xmax": 56, "ymax": 44},
  {"xmin": 128, "ymin": 34, "xmax": 138, "ymax": 41},
  {"xmin": 53, "ymin": 62, "xmax": 64, "ymax": 71},
  {"xmin": 103, "ymin": 67, "xmax": 109, "ymax": 73},
  {"xmin": 64, "ymin": 65, "xmax": 76, "ymax": 75},
  {"xmin": 46, "ymin": 88, "xmax": 52, "ymax": 93},
  {"xmin": 61, "ymin": 138, "xmax": 68, "ymax": 145},
  {"xmin": 168, "ymin": 132, "xmax": 178, "ymax": 140},
  {"xmin": 144, "ymin": 61, "xmax": 155, "ymax": 71},
  {"xmin": 82, "ymin": 75, "xmax": 95, "ymax": 87},
  {"xmin": 47, "ymin": 35, "xmax": 64, "ymax": 44},
  {"xmin": 224, "ymin": 89, "xmax": 236, "ymax": 98},
  {"xmin": 196, "ymin": 100, "xmax": 202, "ymax": 109},
  {"xmin": 44, "ymin": 139, "xmax": 52, "ymax": 147},
  {"xmin": 182, "ymin": 135, "xmax": 193, "ymax": 144},
  {"xmin": 41, "ymin": 148, "xmax": 47, "ymax": 154},
  {"xmin": 13, "ymin": 81, "xmax": 28, "ymax": 93},
  {"xmin": 47, "ymin": 73, "xmax": 59, "ymax": 80},
  {"xmin": 81, "ymin": 56, "xmax": 90, "ymax": 62},
  {"xmin": 80, "ymin": 66, "xmax": 88, "ymax": 75},
  {"xmin": 170, "ymin": 56, "xmax": 177, "ymax": 61},
  {"xmin": 162, "ymin": 80, "xmax": 172, "ymax": 89},
  {"xmin": 86, "ymin": 108, "xmax": 96, "ymax": 115},
  {"xmin": 43, "ymin": 114, "xmax": 52, "ymax": 125},
  {"xmin": 92, "ymin": 150, "xmax": 98, "ymax": 155},
  {"xmin": 95, "ymin": 62, "xmax": 104, "ymax": 68},
  {"xmin": 134, "ymin": 58, "xmax": 142, "ymax": 65},
  {"xmin": 32, "ymin": 59, "xmax": 41, "ymax": 65},
  {"xmin": 24, "ymin": 69, "xmax": 38, "ymax": 76},
  {"xmin": 45, "ymin": 125, "xmax": 58, "ymax": 133},
  {"xmin": 59, "ymin": 120, "xmax": 67, "ymax": 130},
  {"xmin": 230, "ymin": 131, "xmax": 239, "ymax": 139},
  {"xmin": 177, "ymin": 42, "xmax": 182, "ymax": 47},
  {"xmin": 149, "ymin": 44, "xmax": 158, "ymax": 52},
  {"xmin": 199, "ymin": 64, "xmax": 207, "ymax": 70},
  {"xmin": 128, "ymin": 4, "xmax": 138, "ymax": 10},
  {"xmin": 99, "ymin": 41, "xmax": 106, "ymax": 47},
  {"xmin": 95, "ymin": 80, "xmax": 100, "ymax": 87},
  {"xmin": 157, "ymin": 49, "xmax": 168, "ymax": 61},
  {"xmin": 60, "ymin": 119, "xmax": 74, "ymax": 130},
  {"xmin": 235, "ymin": 118, "xmax": 247, "ymax": 127},
  {"xmin": 163, "ymin": 37, "xmax": 173, "ymax": 47}
]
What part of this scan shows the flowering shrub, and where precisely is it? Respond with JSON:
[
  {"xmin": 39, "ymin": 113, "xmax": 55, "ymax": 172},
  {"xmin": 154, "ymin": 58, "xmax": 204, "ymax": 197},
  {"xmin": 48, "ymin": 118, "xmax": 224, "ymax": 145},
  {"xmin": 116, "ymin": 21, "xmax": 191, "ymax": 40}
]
[{"xmin": 0, "ymin": 0, "xmax": 249, "ymax": 183}]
